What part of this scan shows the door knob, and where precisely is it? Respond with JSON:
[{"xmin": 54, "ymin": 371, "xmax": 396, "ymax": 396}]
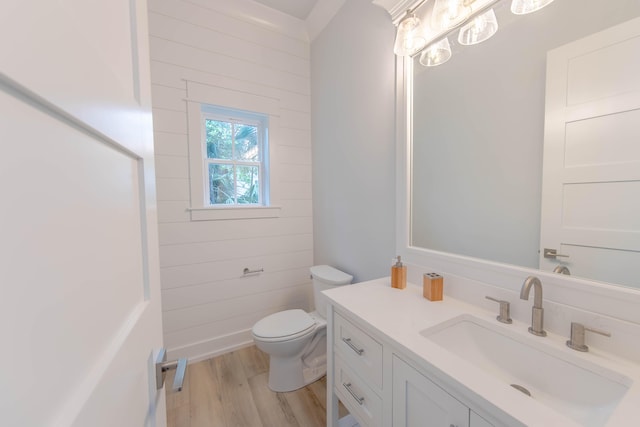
[
  {"xmin": 155, "ymin": 348, "xmax": 188, "ymax": 392},
  {"xmin": 543, "ymin": 248, "xmax": 569, "ymax": 259},
  {"xmin": 553, "ymin": 265, "xmax": 571, "ymax": 275}
]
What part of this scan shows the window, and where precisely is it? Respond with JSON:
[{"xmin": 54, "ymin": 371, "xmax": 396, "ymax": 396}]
[
  {"xmin": 187, "ymin": 102, "xmax": 279, "ymax": 221},
  {"xmin": 203, "ymin": 112, "xmax": 267, "ymax": 206}
]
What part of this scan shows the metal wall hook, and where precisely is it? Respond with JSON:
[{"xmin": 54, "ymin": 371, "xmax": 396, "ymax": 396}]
[{"xmin": 243, "ymin": 267, "xmax": 264, "ymax": 275}]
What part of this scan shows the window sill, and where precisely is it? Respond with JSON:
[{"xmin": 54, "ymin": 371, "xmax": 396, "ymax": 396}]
[{"xmin": 188, "ymin": 206, "xmax": 281, "ymax": 221}]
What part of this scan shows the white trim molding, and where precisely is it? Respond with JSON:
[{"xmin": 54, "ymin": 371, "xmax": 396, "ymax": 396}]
[
  {"xmin": 373, "ymin": 0, "xmax": 420, "ymax": 23},
  {"xmin": 185, "ymin": 79, "xmax": 282, "ymax": 221},
  {"xmin": 306, "ymin": 0, "xmax": 347, "ymax": 41},
  {"xmin": 186, "ymin": 0, "xmax": 308, "ymax": 41},
  {"xmin": 188, "ymin": 206, "xmax": 281, "ymax": 221}
]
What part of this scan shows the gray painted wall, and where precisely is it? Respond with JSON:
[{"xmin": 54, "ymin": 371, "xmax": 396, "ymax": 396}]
[{"xmin": 310, "ymin": 0, "xmax": 396, "ymax": 282}]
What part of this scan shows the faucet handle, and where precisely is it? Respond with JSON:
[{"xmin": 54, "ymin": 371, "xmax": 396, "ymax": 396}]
[
  {"xmin": 485, "ymin": 296, "xmax": 512, "ymax": 324},
  {"xmin": 566, "ymin": 322, "xmax": 611, "ymax": 352}
]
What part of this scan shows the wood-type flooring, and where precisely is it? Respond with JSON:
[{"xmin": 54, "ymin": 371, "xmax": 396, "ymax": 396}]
[{"xmin": 166, "ymin": 345, "xmax": 348, "ymax": 427}]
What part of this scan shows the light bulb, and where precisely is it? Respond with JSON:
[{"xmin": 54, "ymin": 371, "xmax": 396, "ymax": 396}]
[
  {"xmin": 419, "ymin": 38, "xmax": 452, "ymax": 67},
  {"xmin": 511, "ymin": 0, "xmax": 556, "ymax": 15},
  {"xmin": 431, "ymin": 0, "xmax": 471, "ymax": 31},
  {"xmin": 458, "ymin": 9, "xmax": 498, "ymax": 45},
  {"xmin": 394, "ymin": 14, "xmax": 427, "ymax": 56}
]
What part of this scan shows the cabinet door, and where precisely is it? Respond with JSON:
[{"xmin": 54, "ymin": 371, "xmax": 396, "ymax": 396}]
[
  {"xmin": 470, "ymin": 411, "xmax": 494, "ymax": 427},
  {"xmin": 393, "ymin": 356, "xmax": 469, "ymax": 427}
]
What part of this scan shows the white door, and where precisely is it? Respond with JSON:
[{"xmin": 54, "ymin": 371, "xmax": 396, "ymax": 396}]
[
  {"xmin": 540, "ymin": 16, "xmax": 640, "ymax": 288},
  {"xmin": 0, "ymin": 1, "xmax": 167, "ymax": 426}
]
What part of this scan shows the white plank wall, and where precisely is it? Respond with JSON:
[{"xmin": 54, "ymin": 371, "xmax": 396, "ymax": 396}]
[{"xmin": 147, "ymin": 0, "xmax": 313, "ymax": 361}]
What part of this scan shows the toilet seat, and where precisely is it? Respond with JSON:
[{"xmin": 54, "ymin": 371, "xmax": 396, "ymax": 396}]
[{"xmin": 252, "ymin": 309, "xmax": 316, "ymax": 342}]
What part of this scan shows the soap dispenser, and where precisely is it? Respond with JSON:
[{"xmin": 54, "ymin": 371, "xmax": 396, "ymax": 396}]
[{"xmin": 391, "ymin": 256, "xmax": 407, "ymax": 289}]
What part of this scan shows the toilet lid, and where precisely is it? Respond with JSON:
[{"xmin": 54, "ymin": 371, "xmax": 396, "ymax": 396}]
[
  {"xmin": 310, "ymin": 265, "xmax": 353, "ymax": 285},
  {"xmin": 252, "ymin": 309, "xmax": 316, "ymax": 339}
]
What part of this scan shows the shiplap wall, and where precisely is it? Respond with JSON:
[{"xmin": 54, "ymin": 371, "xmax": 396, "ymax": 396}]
[{"xmin": 148, "ymin": 0, "xmax": 313, "ymax": 361}]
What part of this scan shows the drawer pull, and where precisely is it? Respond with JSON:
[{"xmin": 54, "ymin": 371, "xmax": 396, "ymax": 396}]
[
  {"xmin": 343, "ymin": 382, "xmax": 365, "ymax": 405},
  {"xmin": 342, "ymin": 337, "xmax": 364, "ymax": 355}
]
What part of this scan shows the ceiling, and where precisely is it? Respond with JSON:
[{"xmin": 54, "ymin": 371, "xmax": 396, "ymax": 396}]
[{"xmin": 252, "ymin": 0, "xmax": 320, "ymax": 20}]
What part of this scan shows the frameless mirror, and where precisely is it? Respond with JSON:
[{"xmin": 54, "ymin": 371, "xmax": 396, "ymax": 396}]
[{"xmin": 411, "ymin": 0, "xmax": 640, "ymax": 289}]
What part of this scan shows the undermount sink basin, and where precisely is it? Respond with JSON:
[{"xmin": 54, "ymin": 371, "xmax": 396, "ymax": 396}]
[{"xmin": 420, "ymin": 315, "xmax": 631, "ymax": 427}]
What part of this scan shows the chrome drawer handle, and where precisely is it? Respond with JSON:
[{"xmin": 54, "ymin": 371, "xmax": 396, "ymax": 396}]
[
  {"xmin": 342, "ymin": 337, "xmax": 364, "ymax": 355},
  {"xmin": 343, "ymin": 382, "xmax": 365, "ymax": 405}
]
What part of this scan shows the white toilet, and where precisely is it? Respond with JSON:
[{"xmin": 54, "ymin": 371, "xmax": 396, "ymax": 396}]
[{"xmin": 251, "ymin": 265, "xmax": 353, "ymax": 392}]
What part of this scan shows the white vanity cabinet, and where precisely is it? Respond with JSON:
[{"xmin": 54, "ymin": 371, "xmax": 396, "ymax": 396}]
[
  {"xmin": 332, "ymin": 311, "xmax": 384, "ymax": 426},
  {"xmin": 334, "ymin": 354, "xmax": 383, "ymax": 426},
  {"xmin": 392, "ymin": 355, "xmax": 469, "ymax": 427},
  {"xmin": 334, "ymin": 312, "xmax": 383, "ymax": 391},
  {"xmin": 393, "ymin": 355, "xmax": 493, "ymax": 427},
  {"xmin": 328, "ymin": 305, "xmax": 496, "ymax": 427}
]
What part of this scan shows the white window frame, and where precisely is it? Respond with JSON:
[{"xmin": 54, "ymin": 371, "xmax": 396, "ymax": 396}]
[
  {"xmin": 202, "ymin": 110, "xmax": 267, "ymax": 206},
  {"xmin": 187, "ymin": 102, "xmax": 280, "ymax": 221}
]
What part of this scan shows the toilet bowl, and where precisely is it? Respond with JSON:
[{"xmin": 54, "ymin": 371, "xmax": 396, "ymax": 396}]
[{"xmin": 251, "ymin": 265, "xmax": 353, "ymax": 392}]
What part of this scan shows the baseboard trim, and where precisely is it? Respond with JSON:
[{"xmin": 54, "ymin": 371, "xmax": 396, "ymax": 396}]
[{"xmin": 166, "ymin": 328, "xmax": 254, "ymax": 363}]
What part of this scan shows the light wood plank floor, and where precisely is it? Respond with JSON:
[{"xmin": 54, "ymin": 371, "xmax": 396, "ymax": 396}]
[{"xmin": 166, "ymin": 345, "xmax": 348, "ymax": 427}]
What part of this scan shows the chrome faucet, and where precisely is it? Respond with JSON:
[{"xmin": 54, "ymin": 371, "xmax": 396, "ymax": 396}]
[{"xmin": 520, "ymin": 276, "xmax": 546, "ymax": 336}]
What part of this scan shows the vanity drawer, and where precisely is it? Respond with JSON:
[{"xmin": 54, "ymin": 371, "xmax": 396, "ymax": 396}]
[
  {"xmin": 334, "ymin": 312, "xmax": 383, "ymax": 390},
  {"xmin": 334, "ymin": 354, "xmax": 382, "ymax": 427}
]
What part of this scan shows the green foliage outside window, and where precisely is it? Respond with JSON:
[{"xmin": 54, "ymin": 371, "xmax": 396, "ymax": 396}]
[{"xmin": 205, "ymin": 118, "xmax": 261, "ymax": 205}]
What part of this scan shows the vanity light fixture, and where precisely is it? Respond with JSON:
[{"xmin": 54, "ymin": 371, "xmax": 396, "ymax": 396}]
[
  {"xmin": 395, "ymin": 0, "xmax": 557, "ymax": 66},
  {"xmin": 511, "ymin": 0, "xmax": 556, "ymax": 15},
  {"xmin": 458, "ymin": 8, "xmax": 498, "ymax": 45},
  {"xmin": 394, "ymin": 12, "xmax": 427, "ymax": 56},
  {"xmin": 431, "ymin": 0, "xmax": 472, "ymax": 31},
  {"xmin": 419, "ymin": 37, "xmax": 452, "ymax": 66}
]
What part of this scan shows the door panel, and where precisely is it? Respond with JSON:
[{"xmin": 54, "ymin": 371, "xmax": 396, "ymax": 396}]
[
  {"xmin": 566, "ymin": 34, "xmax": 640, "ymax": 105},
  {"xmin": 562, "ymin": 182, "xmax": 640, "ymax": 234},
  {"xmin": 540, "ymin": 17, "xmax": 640, "ymax": 287},
  {"xmin": 564, "ymin": 109, "xmax": 640, "ymax": 168},
  {"xmin": 0, "ymin": 0, "xmax": 146, "ymax": 151},
  {"xmin": 0, "ymin": 0, "xmax": 165, "ymax": 425}
]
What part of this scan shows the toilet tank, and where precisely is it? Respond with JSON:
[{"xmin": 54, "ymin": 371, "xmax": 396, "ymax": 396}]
[{"xmin": 310, "ymin": 265, "xmax": 353, "ymax": 319}]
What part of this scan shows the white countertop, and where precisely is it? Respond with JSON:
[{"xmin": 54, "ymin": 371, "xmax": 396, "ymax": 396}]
[{"xmin": 323, "ymin": 278, "xmax": 640, "ymax": 427}]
